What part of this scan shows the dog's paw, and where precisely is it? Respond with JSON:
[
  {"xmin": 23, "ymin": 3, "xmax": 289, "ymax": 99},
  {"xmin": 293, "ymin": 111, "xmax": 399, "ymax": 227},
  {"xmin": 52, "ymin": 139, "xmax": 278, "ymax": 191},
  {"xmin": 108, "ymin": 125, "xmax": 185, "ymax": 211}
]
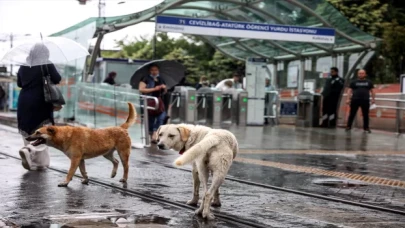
[
  {"xmin": 211, "ymin": 200, "xmax": 222, "ymax": 207},
  {"xmin": 111, "ymin": 171, "xmax": 117, "ymax": 178},
  {"xmin": 194, "ymin": 208, "xmax": 203, "ymax": 215},
  {"xmin": 58, "ymin": 182, "xmax": 69, "ymax": 187},
  {"xmin": 119, "ymin": 178, "xmax": 127, "ymax": 183},
  {"xmin": 173, "ymin": 159, "xmax": 183, "ymax": 167},
  {"xmin": 81, "ymin": 179, "xmax": 89, "ymax": 185},
  {"xmin": 186, "ymin": 199, "xmax": 199, "ymax": 206},
  {"xmin": 202, "ymin": 211, "xmax": 215, "ymax": 220}
]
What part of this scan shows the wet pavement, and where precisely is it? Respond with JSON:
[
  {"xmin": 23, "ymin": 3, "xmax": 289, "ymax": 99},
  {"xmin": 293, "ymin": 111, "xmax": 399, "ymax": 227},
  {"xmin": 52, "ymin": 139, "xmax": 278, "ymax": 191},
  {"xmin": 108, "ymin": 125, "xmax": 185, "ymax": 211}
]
[
  {"xmin": 1, "ymin": 124, "xmax": 405, "ymax": 227},
  {"xmin": 226, "ymin": 125, "xmax": 405, "ymax": 151},
  {"xmin": 0, "ymin": 154, "xmax": 238, "ymax": 228}
]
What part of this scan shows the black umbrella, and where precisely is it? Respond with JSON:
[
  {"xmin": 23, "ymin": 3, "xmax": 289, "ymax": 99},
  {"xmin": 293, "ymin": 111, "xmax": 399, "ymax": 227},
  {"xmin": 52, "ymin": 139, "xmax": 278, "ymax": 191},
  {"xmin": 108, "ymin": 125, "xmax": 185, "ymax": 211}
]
[{"xmin": 130, "ymin": 59, "xmax": 186, "ymax": 90}]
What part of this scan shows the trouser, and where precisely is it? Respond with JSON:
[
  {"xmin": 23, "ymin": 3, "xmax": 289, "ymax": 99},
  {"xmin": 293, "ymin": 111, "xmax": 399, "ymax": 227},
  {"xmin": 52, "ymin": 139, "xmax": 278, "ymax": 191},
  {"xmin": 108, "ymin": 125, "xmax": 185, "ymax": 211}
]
[
  {"xmin": 21, "ymin": 136, "xmax": 50, "ymax": 169},
  {"xmin": 321, "ymin": 96, "xmax": 339, "ymax": 127},
  {"xmin": 148, "ymin": 111, "xmax": 166, "ymax": 136},
  {"xmin": 347, "ymin": 100, "xmax": 370, "ymax": 130}
]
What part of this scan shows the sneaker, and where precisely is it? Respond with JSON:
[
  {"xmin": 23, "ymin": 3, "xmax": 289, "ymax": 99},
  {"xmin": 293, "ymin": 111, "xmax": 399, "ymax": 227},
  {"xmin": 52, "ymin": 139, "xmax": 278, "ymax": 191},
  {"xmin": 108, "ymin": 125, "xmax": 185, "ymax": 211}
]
[
  {"xmin": 364, "ymin": 129, "xmax": 372, "ymax": 134},
  {"xmin": 19, "ymin": 148, "xmax": 32, "ymax": 170}
]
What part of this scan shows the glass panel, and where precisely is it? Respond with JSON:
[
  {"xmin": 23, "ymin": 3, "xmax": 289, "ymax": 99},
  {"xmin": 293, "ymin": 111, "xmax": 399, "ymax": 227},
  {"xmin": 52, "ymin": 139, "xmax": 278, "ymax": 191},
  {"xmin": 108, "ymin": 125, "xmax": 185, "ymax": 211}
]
[
  {"xmin": 75, "ymin": 83, "xmax": 143, "ymax": 146},
  {"xmin": 75, "ymin": 83, "xmax": 95, "ymax": 127},
  {"xmin": 52, "ymin": 0, "xmax": 379, "ymax": 62}
]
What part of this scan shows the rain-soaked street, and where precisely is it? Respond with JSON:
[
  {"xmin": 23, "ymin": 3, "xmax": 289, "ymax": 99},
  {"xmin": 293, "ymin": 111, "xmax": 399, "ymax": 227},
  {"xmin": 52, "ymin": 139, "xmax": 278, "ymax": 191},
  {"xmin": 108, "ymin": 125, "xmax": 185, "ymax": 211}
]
[{"xmin": 1, "ymin": 124, "xmax": 405, "ymax": 227}]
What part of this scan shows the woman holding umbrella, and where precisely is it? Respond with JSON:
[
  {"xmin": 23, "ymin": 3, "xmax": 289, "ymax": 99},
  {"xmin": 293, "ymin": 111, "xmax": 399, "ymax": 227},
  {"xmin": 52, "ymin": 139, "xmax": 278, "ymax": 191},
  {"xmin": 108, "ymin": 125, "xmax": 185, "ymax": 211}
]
[
  {"xmin": 139, "ymin": 64, "xmax": 167, "ymax": 144},
  {"xmin": 17, "ymin": 44, "xmax": 61, "ymax": 171},
  {"xmin": 0, "ymin": 36, "xmax": 89, "ymax": 170}
]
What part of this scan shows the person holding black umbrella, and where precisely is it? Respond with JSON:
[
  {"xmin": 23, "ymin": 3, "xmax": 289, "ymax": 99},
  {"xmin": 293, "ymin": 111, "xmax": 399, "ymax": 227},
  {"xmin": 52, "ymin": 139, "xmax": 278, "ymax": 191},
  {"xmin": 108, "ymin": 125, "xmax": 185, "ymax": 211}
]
[{"xmin": 139, "ymin": 64, "xmax": 167, "ymax": 143}]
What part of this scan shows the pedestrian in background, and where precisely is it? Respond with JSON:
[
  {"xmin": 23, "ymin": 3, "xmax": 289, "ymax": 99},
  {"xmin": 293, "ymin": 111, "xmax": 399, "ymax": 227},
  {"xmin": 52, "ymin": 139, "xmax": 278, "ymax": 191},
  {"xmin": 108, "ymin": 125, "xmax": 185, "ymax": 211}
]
[
  {"xmin": 17, "ymin": 44, "xmax": 61, "ymax": 171},
  {"xmin": 195, "ymin": 76, "xmax": 209, "ymax": 90},
  {"xmin": 139, "ymin": 64, "xmax": 167, "ymax": 144},
  {"xmin": 264, "ymin": 77, "xmax": 277, "ymax": 125},
  {"xmin": 103, "ymin": 71, "xmax": 117, "ymax": 85},
  {"xmin": 0, "ymin": 84, "xmax": 5, "ymax": 110},
  {"xmin": 346, "ymin": 69, "xmax": 375, "ymax": 133},
  {"xmin": 321, "ymin": 67, "xmax": 344, "ymax": 128}
]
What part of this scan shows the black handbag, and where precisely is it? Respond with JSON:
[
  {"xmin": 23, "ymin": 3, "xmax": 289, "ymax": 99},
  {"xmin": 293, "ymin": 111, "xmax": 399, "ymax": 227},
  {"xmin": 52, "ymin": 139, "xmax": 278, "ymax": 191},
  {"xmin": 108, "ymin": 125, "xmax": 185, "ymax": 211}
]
[{"xmin": 40, "ymin": 65, "xmax": 66, "ymax": 106}]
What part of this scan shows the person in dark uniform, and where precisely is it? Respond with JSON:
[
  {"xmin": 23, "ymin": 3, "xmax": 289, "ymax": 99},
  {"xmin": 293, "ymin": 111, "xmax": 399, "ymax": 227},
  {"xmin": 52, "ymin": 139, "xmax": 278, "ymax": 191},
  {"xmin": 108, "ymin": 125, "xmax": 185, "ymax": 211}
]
[
  {"xmin": 321, "ymin": 67, "xmax": 344, "ymax": 128},
  {"xmin": 346, "ymin": 69, "xmax": 375, "ymax": 133}
]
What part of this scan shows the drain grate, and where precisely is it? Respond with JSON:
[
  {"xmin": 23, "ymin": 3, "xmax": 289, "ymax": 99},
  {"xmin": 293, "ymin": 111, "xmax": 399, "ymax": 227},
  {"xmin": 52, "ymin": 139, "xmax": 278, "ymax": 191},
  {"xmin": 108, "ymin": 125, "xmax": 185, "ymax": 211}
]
[{"xmin": 235, "ymin": 157, "xmax": 405, "ymax": 188}]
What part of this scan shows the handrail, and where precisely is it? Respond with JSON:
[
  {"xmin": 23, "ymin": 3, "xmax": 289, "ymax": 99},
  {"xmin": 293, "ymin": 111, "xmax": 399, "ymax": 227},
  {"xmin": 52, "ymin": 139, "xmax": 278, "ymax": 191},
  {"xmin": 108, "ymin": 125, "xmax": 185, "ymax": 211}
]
[
  {"xmin": 79, "ymin": 84, "xmax": 160, "ymax": 111},
  {"xmin": 77, "ymin": 84, "xmax": 160, "ymax": 147},
  {"xmin": 140, "ymin": 95, "xmax": 159, "ymax": 110},
  {"xmin": 375, "ymin": 98, "xmax": 405, "ymax": 103},
  {"xmin": 374, "ymin": 105, "xmax": 405, "ymax": 110}
]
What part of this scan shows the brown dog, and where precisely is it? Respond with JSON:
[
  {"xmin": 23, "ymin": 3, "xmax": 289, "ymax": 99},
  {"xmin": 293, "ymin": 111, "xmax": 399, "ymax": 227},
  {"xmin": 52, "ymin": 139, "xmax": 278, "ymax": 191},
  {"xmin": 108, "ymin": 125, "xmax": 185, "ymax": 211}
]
[{"xmin": 26, "ymin": 102, "xmax": 136, "ymax": 187}]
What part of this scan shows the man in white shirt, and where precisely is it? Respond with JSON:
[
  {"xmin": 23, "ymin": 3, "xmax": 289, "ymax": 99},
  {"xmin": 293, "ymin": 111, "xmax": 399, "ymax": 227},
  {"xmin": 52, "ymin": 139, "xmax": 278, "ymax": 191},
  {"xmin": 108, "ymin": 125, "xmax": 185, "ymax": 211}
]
[{"xmin": 215, "ymin": 73, "xmax": 243, "ymax": 90}]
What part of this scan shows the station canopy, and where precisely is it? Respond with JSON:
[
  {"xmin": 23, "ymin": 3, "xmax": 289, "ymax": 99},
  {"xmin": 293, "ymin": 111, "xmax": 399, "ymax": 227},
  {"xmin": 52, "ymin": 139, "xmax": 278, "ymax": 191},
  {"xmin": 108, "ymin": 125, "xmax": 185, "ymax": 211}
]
[{"xmin": 51, "ymin": 0, "xmax": 379, "ymax": 61}]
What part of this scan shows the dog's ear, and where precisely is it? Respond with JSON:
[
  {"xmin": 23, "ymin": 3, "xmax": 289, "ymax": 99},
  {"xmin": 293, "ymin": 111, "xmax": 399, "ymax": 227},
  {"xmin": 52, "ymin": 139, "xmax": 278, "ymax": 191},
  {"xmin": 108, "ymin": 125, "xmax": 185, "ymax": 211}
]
[
  {"xmin": 177, "ymin": 126, "xmax": 190, "ymax": 142},
  {"xmin": 47, "ymin": 127, "xmax": 56, "ymax": 135}
]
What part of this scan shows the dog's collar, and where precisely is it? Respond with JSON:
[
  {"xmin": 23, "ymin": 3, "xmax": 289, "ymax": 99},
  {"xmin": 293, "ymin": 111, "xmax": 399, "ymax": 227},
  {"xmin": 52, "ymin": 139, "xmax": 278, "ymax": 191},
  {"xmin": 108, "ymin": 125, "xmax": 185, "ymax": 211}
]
[{"xmin": 179, "ymin": 146, "xmax": 186, "ymax": 155}]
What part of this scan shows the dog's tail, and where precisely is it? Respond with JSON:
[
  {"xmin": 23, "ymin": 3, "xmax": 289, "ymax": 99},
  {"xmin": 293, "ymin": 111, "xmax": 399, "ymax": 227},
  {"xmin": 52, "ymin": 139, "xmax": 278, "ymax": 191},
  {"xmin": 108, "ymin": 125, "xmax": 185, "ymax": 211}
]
[
  {"xmin": 120, "ymin": 102, "xmax": 137, "ymax": 129},
  {"xmin": 174, "ymin": 135, "xmax": 220, "ymax": 167}
]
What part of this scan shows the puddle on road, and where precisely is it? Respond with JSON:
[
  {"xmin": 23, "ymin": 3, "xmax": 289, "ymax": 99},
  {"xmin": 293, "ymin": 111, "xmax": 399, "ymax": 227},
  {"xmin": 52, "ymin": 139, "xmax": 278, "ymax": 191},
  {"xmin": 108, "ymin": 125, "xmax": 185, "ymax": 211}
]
[
  {"xmin": 18, "ymin": 213, "xmax": 171, "ymax": 228},
  {"xmin": 313, "ymin": 178, "xmax": 367, "ymax": 188}
]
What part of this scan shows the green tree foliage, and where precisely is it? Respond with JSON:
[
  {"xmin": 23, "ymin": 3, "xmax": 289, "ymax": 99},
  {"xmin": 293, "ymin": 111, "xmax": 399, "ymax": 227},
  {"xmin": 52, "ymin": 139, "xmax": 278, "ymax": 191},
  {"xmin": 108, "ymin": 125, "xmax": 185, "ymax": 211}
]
[
  {"xmin": 102, "ymin": 0, "xmax": 404, "ymax": 84},
  {"xmin": 164, "ymin": 48, "xmax": 201, "ymax": 84},
  {"xmin": 208, "ymin": 51, "xmax": 245, "ymax": 83},
  {"xmin": 327, "ymin": 0, "xmax": 405, "ymax": 82},
  {"xmin": 328, "ymin": 0, "xmax": 388, "ymax": 36},
  {"xmin": 102, "ymin": 33, "xmax": 242, "ymax": 84}
]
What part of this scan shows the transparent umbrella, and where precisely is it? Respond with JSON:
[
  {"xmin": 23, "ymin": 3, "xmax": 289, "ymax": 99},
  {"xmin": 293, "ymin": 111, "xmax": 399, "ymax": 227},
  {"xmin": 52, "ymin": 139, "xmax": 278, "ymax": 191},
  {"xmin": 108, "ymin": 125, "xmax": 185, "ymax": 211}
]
[{"xmin": 0, "ymin": 36, "xmax": 90, "ymax": 67}]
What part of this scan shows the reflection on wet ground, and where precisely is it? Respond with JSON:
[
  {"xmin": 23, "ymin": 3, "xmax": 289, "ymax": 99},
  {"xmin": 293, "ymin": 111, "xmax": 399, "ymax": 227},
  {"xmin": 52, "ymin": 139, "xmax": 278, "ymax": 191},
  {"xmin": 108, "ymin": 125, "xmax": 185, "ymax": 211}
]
[
  {"xmin": 2, "ymin": 125, "xmax": 405, "ymax": 227},
  {"xmin": 0, "ymin": 157, "xmax": 238, "ymax": 228},
  {"xmin": 225, "ymin": 125, "xmax": 405, "ymax": 151}
]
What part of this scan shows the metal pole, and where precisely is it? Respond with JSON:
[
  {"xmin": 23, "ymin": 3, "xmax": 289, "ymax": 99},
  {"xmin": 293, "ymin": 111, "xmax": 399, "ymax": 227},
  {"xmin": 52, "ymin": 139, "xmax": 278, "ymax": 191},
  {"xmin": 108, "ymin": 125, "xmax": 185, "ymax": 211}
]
[
  {"xmin": 272, "ymin": 61, "xmax": 278, "ymax": 88},
  {"xmin": 396, "ymin": 100, "xmax": 401, "ymax": 134},
  {"xmin": 9, "ymin": 33, "xmax": 13, "ymax": 76},
  {"xmin": 143, "ymin": 96, "xmax": 150, "ymax": 147},
  {"xmin": 153, "ymin": 7, "xmax": 157, "ymax": 60},
  {"xmin": 332, "ymin": 54, "xmax": 337, "ymax": 67},
  {"xmin": 153, "ymin": 33, "xmax": 157, "ymax": 60},
  {"xmin": 298, "ymin": 58, "xmax": 305, "ymax": 93},
  {"xmin": 86, "ymin": 32, "xmax": 104, "ymax": 82},
  {"xmin": 98, "ymin": 0, "xmax": 105, "ymax": 17}
]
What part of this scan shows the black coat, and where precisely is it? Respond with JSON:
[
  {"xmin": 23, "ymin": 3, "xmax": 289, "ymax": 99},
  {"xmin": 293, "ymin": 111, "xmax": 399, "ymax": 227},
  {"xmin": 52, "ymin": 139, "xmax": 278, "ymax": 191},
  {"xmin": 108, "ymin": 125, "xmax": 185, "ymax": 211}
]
[
  {"xmin": 321, "ymin": 75, "xmax": 344, "ymax": 99},
  {"xmin": 17, "ymin": 64, "xmax": 61, "ymax": 135}
]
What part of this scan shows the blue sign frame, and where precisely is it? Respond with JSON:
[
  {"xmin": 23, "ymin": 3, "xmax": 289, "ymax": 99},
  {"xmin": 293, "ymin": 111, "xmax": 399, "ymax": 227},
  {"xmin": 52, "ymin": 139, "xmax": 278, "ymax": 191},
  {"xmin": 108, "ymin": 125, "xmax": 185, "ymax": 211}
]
[{"xmin": 156, "ymin": 15, "xmax": 335, "ymax": 44}]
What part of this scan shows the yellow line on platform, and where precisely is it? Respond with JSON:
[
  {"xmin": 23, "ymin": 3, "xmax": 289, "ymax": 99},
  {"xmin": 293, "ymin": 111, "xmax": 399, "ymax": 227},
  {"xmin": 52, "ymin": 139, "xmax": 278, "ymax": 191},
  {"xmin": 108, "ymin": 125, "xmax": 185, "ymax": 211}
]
[
  {"xmin": 234, "ymin": 157, "xmax": 405, "ymax": 188},
  {"xmin": 238, "ymin": 149, "xmax": 405, "ymax": 156}
]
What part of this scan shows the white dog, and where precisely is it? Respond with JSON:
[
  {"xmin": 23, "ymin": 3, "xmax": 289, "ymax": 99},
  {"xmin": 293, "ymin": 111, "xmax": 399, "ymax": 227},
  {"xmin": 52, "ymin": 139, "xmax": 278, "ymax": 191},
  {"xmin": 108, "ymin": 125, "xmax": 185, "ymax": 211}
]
[{"xmin": 157, "ymin": 124, "xmax": 238, "ymax": 220}]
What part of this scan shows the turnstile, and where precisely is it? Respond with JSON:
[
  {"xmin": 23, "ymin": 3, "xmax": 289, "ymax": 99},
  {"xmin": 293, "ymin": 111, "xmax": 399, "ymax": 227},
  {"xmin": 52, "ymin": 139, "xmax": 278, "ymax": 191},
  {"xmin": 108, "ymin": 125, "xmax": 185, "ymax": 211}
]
[
  {"xmin": 296, "ymin": 91, "xmax": 321, "ymax": 127},
  {"xmin": 168, "ymin": 92, "xmax": 181, "ymax": 123},
  {"xmin": 195, "ymin": 90, "xmax": 248, "ymax": 126},
  {"xmin": 195, "ymin": 93, "xmax": 213, "ymax": 125},
  {"xmin": 212, "ymin": 91, "xmax": 223, "ymax": 126},
  {"xmin": 221, "ymin": 94, "xmax": 233, "ymax": 125},
  {"xmin": 236, "ymin": 91, "xmax": 248, "ymax": 126},
  {"xmin": 168, "ymin": 86, "xmax": 197, "ymax": 124}
]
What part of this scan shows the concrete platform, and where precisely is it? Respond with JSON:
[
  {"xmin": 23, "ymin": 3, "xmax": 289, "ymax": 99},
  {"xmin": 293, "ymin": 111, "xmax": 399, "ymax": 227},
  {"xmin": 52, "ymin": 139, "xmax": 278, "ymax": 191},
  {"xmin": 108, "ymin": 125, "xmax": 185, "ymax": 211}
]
[{"xmin": 1, "ymin": 124, "xmax": 405, "ymax": 227}]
